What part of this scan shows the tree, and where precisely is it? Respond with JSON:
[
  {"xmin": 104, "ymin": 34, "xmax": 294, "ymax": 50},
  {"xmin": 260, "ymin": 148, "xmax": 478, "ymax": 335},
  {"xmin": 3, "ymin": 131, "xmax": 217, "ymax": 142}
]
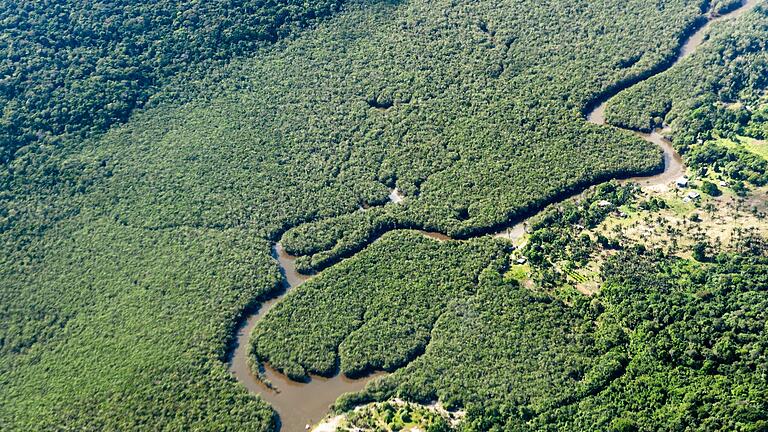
[
  {"xmin": 692, "ymin": 241, "xmax": 708, "ymax": 261},
  {"xmin": 700, "ymin": 181, "xmax": 722, "ymax": 196}
]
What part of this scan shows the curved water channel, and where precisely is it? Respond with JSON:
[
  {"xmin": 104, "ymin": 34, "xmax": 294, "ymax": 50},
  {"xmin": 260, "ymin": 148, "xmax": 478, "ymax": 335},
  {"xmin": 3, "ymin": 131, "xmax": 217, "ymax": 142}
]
[{"xmin": 227, "ymin": 2, "xmax": 759, "ymax": 430}]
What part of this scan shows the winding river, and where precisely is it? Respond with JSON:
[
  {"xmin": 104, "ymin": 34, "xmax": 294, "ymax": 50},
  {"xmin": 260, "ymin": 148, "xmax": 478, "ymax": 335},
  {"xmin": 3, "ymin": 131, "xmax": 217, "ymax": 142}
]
[
  {"xmin": 228, "ymin": 245, "xmax": 385, "ymax": 432},
  {"xmin": 227, "ymin": 1, "xmax": 759, "ymax": 430}
]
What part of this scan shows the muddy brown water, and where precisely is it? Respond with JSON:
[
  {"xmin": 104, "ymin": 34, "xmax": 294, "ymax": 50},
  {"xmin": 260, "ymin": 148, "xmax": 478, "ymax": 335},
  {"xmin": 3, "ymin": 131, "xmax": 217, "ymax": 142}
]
[
  {"xmin": 586, "ymin": 0, "xmax": 760, "ymax": 188},
  {"xmin": 227, "ymin": 2, "xmax": 760, "ymax": 430},
  {"xmin": 588, "ymin": 102, "xmax": 685, "ymax": 188},
  {"xmin": 229, "ymin": 245, "xmax": 385, "ymax": 432}
]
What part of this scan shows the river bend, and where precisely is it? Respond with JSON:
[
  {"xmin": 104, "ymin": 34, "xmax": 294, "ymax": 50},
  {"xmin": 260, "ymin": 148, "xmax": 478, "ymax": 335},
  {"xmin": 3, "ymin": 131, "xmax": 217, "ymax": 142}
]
[{"xmin": 227, "ymin": 1, "xmax": 759, "ymax": 430}]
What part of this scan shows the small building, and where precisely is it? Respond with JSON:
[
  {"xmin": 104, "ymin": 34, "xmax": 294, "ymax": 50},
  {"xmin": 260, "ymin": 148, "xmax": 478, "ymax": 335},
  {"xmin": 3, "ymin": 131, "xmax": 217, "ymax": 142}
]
[
  {"xmin": 597, "ymin": 200, "xmax": 612, "ymax": 208},
  {"xmin": 687, "ymin": 191, "xmax": 701, "ymax": 200},
  {"xmin": 516, "ymin": 257, "xmax": 527, "ymax": 265},
  {"xmin": 676, "ymin": 177, "xmax": 689, "ymax": 188},
  {"xmin": 719, "ymin": 180, "xmax": 728, "ymax": 187}
]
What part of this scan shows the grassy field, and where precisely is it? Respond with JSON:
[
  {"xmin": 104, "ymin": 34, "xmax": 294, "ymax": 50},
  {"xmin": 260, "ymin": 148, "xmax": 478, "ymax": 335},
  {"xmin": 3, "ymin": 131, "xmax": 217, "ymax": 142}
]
[{"xmin": 717, "ymin": 136, "xmax": 768, "ymax": 160}]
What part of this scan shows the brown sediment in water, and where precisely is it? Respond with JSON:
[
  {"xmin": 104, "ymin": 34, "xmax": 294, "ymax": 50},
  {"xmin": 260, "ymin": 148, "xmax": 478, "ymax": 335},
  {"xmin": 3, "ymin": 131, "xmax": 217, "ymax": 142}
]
[
  {"xmin": 588, "ymin": 101, "xmax": 685, "ymax": 189},
  {"xmin": 227, "ymin": 2, "xmax": 760, "ymax": 430},
  {"xmin": 488, "ymin": 0, "xmax": 759, "ymax": 241},
  {"xmin": 680, "ymin": 0, "xmax": 761, "ymax": 59},
  {"xmin": 586, "ymin": 0, "xmax": 760, "ymax": 189},
  {"xmin": 229, "ymin": 244, "xmax": 384, "ymax": 432},
  {"xmin": 228, "ymin": 233, "xmax": 450, "ymax": 431},
  {"xmin": 493, "ymin": 221, "xmax": 527, "ymax": 241}
]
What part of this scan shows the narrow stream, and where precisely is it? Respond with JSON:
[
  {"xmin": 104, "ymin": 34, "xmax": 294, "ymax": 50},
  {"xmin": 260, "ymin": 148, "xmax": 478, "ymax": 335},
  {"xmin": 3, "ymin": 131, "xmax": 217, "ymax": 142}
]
[
  {"xmin": 227, "ymin": 1, "xmax": 759, "ymax": 430},
  {"xmin": 587, "ymin": 0, "xmax": 760, "ymax": 187}
]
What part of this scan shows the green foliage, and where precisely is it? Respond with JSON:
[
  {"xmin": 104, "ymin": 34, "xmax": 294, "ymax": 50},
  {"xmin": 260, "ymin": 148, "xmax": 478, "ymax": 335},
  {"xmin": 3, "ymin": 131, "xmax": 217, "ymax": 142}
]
[
  {"xmin": 686, "ymin": 139, "xmax": 768, "ymax": 186},
  {"xmin": 557, "ymin": 250, "xmax": 768, "ymax": 431},
  {"xmin": 692, "ymin": 241, "xmax": 709, "ymax": 261},
  {"xmin": 251, "ymin": 231, "xmax": 510, "ymax": 379},
  {"xmin": 603, "ymin": 3, "xmax": 768, "ymax": 189},
  {"xmin": 344, "ymin": 401, "xmax": 456, "ymax": 432},
  {"xmin": 609, "ymin": 417, "xmax": 639, "ymax": 432},
  {"xmin": 282, "ymin": 206, "xmax": 407, "ymax": 274},
  {"xmin": 605, "ymin": 4, "xmax": 768, "ymax": 133},
  {"xmin": 742, "ymin": 105, "xmax": 768, "ymax": 140},
  {"xmin": 345, "ymin": 245, "xmax": 768, "ymax": 431},
  {"xmin": 701, "ymin": 180, "xmax": 723, "ymax": 196},
  {"xmin": 1, "ymin": 0, "xmax": 755, "ymax": 430},
  {"xmin": 330, "ymin": 177, "xmax": 768, "ymax": 430},
  {"xmin": 711, "ymin": 0, "xmax": 744, "ymax": 16},
  {"xmin": 0, "ymin": 0, "xmax": 347, "ymax": 165},
  {"xmin": 225, "ymin": 0, "xmax": 719, "ymax": 265},
  {"xmin": 346, "ymin": 260, "xmax": 601, "ymax": 429},
  {"xmin": 638, "ymin": 196, "xmax": 668, "ymax": 211},
  {"xmin": 731, "ymin": 179, "xmax": 750, "ymax": 196},
  {"xmin": 0, "ymin": 214, "xmax": 279, "ymax": 430},
  {"xmin": 523, "ymin": 181, "xmax": 638, "ymax": 287}
]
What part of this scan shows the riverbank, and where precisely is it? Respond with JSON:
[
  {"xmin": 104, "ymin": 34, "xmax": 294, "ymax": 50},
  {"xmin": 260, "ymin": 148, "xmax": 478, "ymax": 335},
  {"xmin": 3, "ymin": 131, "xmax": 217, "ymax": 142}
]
[
  {"xmin": 312, "ymin": 398, "xmax": 464, "ymax": 432},
  {"xmin": 226, "ymin": 1, "xmax": 760, "ymax": 430}
]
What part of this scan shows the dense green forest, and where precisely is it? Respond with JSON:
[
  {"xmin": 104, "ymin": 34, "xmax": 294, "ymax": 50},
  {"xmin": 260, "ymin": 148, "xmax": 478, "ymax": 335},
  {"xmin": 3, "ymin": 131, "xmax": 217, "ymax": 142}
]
[
  {"xmin": 334, "ymin": 236, "xmax": 768, "ymax": 431},
  {"xmin": 269, "ymin": 180, "xmax": 768, "ymax": 430},
  {"xmin": 3, "ymin": 0, "xmax": 768, "ymax": 430},
  {"xmin": 604, "ymin": 2, "xmax": 768, "ymax": 190},
  {"xmin": 252, "ymin": 231, "xmax": 510, "ymax": 380},
  {"xmin": 0, "ymin": 0, "xmax": 347, "ymax": 166},
  {"xmin": 6, "ymin": 0, "xmax": 708, "ymax": 245},
  {"xmin": 0, "ymin": 216, "xmax": 280, "ymax": 429},
  {"xmin": 605, "ymin": 3, "xmax": 768, "ymax": 133}
]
